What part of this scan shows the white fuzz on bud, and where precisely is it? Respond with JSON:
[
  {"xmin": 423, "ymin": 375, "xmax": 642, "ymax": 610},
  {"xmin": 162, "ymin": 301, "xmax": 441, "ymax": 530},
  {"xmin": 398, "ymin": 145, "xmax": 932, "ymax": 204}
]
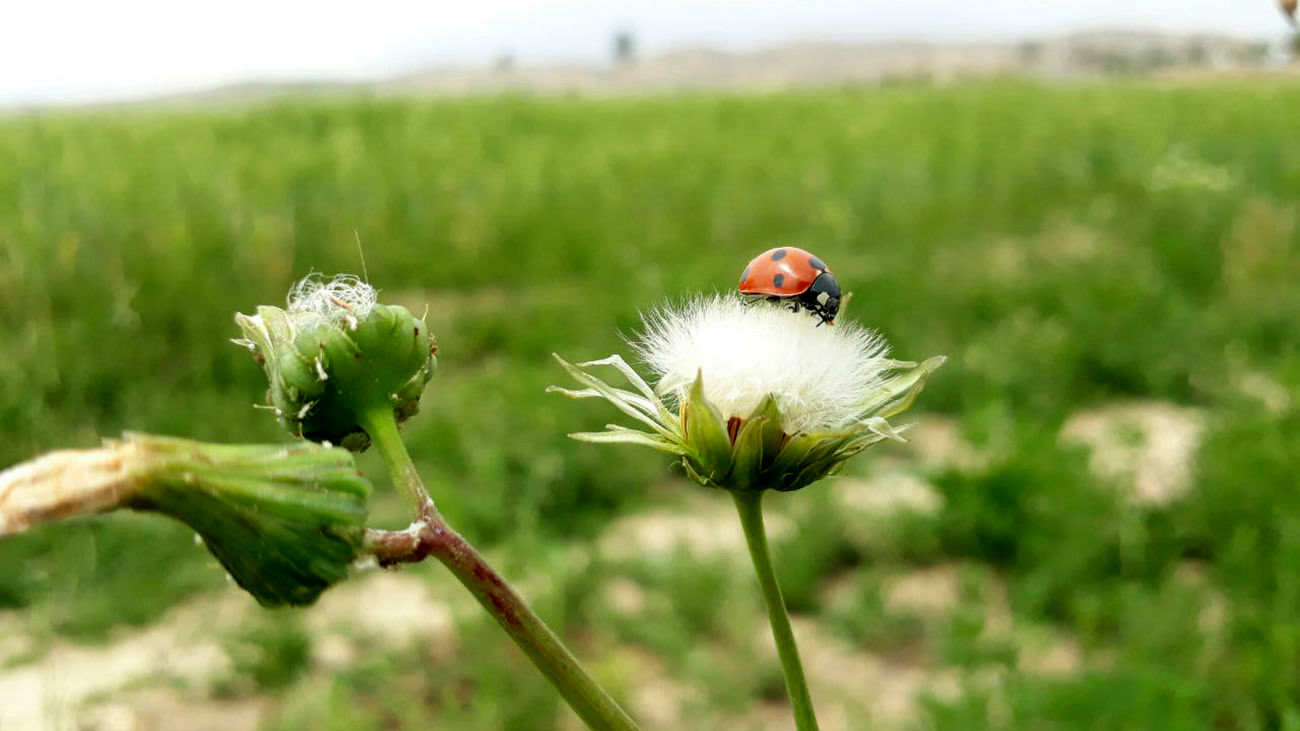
[
  {"xmin": 636, "ymin": 295, "xmax": 893, "ymax": 433},
  {"xmin": 287, "ymin": 274, "xmax": 378, "ymax": 329},
  {"xmin": 553, "ymin": 294, "xmax": 944, "ymax": 493}
]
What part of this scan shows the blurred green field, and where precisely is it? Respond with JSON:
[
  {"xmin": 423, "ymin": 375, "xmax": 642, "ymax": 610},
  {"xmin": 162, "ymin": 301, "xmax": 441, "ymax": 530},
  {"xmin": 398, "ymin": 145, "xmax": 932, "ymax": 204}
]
[{"xmin": 2, "ymin": 81, "xmax": 1300, "ymax": 729}]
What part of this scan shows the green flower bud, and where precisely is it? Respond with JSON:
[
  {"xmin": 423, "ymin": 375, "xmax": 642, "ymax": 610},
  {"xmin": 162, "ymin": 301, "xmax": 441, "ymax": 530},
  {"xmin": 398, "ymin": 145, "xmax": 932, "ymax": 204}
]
[
  {"xmin": 0, "ymin": 434, "xmax": 372, "ymax": 607},
  {"xmin": 234, "ymin": 275, "xmax": 436, "ymax": 450}
]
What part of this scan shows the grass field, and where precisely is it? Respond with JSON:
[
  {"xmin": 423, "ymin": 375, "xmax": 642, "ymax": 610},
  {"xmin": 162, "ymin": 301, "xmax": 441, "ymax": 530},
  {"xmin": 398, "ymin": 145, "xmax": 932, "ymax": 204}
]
[{"xmin": 2, "ymin": 80, "xmax": 1300, "ymax": 729}]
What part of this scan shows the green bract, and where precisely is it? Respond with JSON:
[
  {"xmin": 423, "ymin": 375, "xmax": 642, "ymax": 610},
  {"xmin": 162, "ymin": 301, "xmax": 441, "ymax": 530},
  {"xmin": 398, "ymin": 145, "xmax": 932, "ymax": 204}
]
[
  {"xmin": 125, "ymin": 435, "xmax": 372, "ymax": 607},
  {"xmin": 551, "ymin": 353, "xmax": 945, "ymax": 493},
  {"xmin": 0, "ymin": 434, "xmax": 373, "ymax": 607},
  {"xmin": 235, "ymin": 280, "xmax": 436, "ymax": 451}
]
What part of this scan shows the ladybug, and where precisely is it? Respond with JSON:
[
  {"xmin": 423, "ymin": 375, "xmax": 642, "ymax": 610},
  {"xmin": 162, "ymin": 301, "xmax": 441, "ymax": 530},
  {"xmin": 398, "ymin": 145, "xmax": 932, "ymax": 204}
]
[{"xmin": 738, "ymin": 246, "xmax": 841, "ymax": 325}]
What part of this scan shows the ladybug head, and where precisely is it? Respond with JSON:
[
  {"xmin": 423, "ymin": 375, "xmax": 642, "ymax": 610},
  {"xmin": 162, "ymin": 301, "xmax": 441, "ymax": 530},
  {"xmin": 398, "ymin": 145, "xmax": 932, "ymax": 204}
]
[{"xmin": 804, "ymin": 271, "xmax": 841, "ymax": 324}]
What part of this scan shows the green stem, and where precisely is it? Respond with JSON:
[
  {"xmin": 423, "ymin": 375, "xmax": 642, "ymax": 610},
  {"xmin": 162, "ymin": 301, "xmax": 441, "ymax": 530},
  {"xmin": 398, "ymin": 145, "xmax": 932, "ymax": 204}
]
[
  {"xmin": 359, "ymin": 406, "xmax": 639, "ymax": 731},
  {"xmin": 360, "ymin": 406, "xmax": 431, "ymax": 515},
  {"xmin": 732, "ymin": 490, "xmax": 820, "ymax": 731}
]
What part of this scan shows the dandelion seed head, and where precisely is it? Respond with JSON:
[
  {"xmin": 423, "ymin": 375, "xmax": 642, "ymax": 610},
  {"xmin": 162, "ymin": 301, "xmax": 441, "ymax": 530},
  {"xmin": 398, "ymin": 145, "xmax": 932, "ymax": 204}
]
[
  {"xmin": 287, "ymin": 274, "xmax": 378, "ymax": 328},
  {"xmin": 635, "ymin": 295, "xmax": 892, "ymax": 433}
]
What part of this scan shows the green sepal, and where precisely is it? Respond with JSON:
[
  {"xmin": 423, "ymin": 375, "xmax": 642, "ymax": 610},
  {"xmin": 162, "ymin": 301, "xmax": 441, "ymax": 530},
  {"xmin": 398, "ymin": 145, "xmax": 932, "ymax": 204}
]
[
  {"xmin": 750, "ymin": 396, "xmax": 788, "ymax": 471},
  {"xmin": 683, "ymin": 371, "xmax": 734, "ymax": 482},
  {"xmin": 124, "ymin": 435, "xmax": 372, "ymax": 608},
  {"xmin": 551, "ymin": 354, "xmax": 677, "ymax": 439},
  {"xmin": 726, "ymin": 415, "xmax": 769, "ymax": 492},
  {"xmin": 785, "ymin": 453, "xmax": 848, "ymax": 493},
  {"xmin": 570, "ymin": 426, "xmax": 688, "ymax": 455},
  {"xmin": 764, "ymin": 432, "xmax": 820, "ymax": 484},
  {"xmin": 862, "ymin": 355, "xmax": 947, "ymax": 420},
  {"xmin": 681, "ymin": 458, "xmax": 711, "ymax": 487}
]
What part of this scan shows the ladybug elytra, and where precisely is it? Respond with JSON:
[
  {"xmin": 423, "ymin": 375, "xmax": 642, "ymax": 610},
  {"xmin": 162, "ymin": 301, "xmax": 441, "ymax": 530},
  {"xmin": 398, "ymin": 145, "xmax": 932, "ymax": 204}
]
[{"xmin": 738, "ymin": 246, "xmax": 841, "ymax": 325}]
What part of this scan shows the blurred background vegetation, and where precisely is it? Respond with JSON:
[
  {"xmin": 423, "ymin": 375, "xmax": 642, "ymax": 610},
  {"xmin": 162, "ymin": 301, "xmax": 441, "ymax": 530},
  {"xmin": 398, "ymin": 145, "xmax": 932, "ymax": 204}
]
[{"xmin": 2, "ymin": 78, "xmax": 1300, "ymax": 729}]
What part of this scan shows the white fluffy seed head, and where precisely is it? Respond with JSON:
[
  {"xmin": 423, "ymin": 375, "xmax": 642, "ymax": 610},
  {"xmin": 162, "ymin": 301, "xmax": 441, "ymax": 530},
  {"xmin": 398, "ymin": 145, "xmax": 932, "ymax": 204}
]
[
  {"xmin": 287, "ymin": 274, "xmax": 377, "ymax": 328},
  {"xmin": 634, "ymin": 295, "xmax": 892, "ymax": 433}
]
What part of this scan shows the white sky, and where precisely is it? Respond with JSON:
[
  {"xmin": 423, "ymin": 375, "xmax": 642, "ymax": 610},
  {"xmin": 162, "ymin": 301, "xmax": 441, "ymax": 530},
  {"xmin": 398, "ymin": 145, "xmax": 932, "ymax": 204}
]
[{"xmin": 1, "ymin": 0, "xmax": 1290, "ymax": 105}]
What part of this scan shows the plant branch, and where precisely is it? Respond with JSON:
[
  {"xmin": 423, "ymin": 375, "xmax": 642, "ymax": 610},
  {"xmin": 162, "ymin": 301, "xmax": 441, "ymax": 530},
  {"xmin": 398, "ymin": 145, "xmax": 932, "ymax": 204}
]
[
  {"xmin": 360, "ymin": 407, "xmax": 639, "ymax": 731},
  {"xmin": 360, "ymin": 406, "xmax": 434, "ymax": 520}
]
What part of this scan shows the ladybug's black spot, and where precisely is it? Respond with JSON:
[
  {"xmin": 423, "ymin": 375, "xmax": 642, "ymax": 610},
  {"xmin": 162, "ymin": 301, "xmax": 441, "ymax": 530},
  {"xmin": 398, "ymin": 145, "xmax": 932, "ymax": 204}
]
[
  {"xmin": 808, "ymin": 255, "xmax": 826, "ymax": 271},
  {"xmin": 740, "ymin": 265, "xmax": 751, "ymax": 284},
  {"xmin": 771, "ymin": 249, "xmax": 788, "ymax": 261},
  {"xmin": 773, "ymin": 273, "xmax": 785, "ymax": 288}
]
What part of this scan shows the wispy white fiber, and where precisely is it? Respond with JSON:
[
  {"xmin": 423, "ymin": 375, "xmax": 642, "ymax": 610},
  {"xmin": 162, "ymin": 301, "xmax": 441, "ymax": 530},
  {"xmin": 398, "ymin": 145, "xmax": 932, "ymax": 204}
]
[
  {"xmin": 287, "ymin": 274, "xmax": 377, "ymax": 329},
  {"xmin": 635, "ymin": 295, "xmax": 893, "ymax": 433}
]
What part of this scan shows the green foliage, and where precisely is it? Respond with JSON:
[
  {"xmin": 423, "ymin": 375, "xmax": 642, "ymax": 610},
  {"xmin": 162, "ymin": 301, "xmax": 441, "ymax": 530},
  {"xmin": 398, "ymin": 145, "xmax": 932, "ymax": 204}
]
[
  {"xmin": 1, "ymin": 81, "xmax": 1300, "ymax": 726},
  {"xmin": 929, "ymin": 432, "xmax": 1137, "ymax": 630},
  {"xmin": 1171, "ymin": 409, "xmax": 1300, "ymax": 725},
  {"xmin": 773, "ymin": 490, "xmax": 862, "ymax": 612},
  {"xmin": 220, "ymin": 613, "xmax": 314, "ymax": 693},
  {"xmin": 0, "ymin": 514, "xmax": 219, "ymax": 640},
  {"xmin": 269, "ymin": 618, "xmax": 563, "ymax": 731},
  {"xmin": 826, "ymin": 572, "xmax": 927, "ymax": 655}
]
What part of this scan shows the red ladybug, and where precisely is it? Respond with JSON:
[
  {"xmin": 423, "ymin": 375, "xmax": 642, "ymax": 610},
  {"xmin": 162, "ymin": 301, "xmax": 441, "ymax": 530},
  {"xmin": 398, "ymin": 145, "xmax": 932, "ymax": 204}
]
[{"xmin": 738, "ymin": 246, "xmax": 841, "ymax": 325}]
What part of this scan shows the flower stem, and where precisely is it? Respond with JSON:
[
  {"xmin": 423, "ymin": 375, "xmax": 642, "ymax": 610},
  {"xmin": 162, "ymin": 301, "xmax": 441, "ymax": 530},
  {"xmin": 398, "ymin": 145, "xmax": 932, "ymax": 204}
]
[
  {"xmin": 731, "ymin": 490, "xmax": 820, "ymax": 731},
  {"xmin": 359, "ymin": 406, "xmax": 640, "ymax": 731},
  {"xmin": 360, "ymin": 406, "xmax": 433, "ymax": 518}
]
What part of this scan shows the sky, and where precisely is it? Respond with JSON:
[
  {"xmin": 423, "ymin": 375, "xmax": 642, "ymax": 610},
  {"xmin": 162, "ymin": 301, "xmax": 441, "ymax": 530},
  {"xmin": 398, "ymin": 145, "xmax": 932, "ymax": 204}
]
[{"xmin": 1, "ymin": 0, "xmax": 1292, "ymax": 106}]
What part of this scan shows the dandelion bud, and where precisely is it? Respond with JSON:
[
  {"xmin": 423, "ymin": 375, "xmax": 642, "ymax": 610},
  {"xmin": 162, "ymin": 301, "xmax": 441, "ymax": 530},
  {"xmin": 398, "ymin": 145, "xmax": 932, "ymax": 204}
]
[
  {"xmin": 0, "ymin": 434, "xmax": 372, "ymax": 607},
  {"xmin": 234, "ymin": 275, "xmax": 436, "ymax": 450},
  {"xmin": 552, "ymin": 296, "xmax": 944, "ymax": 493}
]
